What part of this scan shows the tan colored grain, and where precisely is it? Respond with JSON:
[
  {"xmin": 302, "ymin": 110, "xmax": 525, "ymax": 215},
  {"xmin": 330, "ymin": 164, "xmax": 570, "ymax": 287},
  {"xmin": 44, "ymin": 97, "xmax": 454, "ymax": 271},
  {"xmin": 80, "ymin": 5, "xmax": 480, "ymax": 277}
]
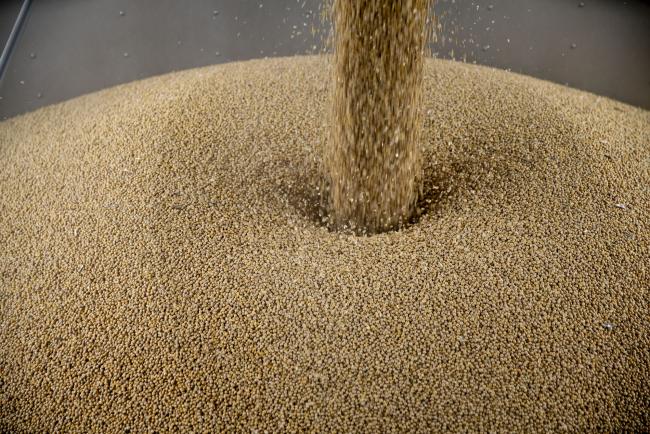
[
  {"xmin": 0, "ymin": 57, "xmax": 648, "ymax": 432},
  {"xmin": 324, "ymin": 0, "xmax": 430, "ymax": 234}
]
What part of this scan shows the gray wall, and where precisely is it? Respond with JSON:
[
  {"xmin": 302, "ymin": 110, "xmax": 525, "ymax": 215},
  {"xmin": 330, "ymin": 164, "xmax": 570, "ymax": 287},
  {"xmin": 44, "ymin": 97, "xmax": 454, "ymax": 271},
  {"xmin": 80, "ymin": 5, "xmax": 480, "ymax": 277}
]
[{"xmin": 1, "ymin": 0, "xmax": 649, "ymax": 120}]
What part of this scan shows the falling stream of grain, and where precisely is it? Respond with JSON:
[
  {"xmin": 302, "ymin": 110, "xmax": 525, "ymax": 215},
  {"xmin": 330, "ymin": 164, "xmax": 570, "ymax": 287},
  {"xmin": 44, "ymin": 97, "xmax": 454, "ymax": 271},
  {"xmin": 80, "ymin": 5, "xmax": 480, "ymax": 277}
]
[{"xmin": 324, "ymin": 0, "xmax": 431, "ymax": 234}]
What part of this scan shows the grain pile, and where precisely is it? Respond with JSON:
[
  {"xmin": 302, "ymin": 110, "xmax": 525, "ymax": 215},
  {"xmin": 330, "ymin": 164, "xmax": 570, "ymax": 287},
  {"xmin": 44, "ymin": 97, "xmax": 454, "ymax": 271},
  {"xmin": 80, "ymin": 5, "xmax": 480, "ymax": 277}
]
[
  {"xmin": 324, "ymin": 0, "xmax": 430, "ymax": 234},
  {"xmin": 0, "ymin": 56, "xmax": 649, "ymax": 432}
]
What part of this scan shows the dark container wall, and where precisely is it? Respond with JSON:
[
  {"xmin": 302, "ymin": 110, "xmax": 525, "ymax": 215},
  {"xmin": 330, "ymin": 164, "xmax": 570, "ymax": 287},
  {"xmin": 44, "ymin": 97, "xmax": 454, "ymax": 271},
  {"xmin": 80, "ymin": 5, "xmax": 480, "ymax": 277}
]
[{"xmin": 0, "ymin": 0, "xmax": 649, "ymax": 120}]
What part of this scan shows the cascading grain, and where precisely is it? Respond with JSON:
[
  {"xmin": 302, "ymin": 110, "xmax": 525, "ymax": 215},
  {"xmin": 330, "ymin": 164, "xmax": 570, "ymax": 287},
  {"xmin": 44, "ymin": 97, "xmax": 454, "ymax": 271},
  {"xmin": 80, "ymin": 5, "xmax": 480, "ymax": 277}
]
[{"xmin": 324, "ymin": 0, "xmax": 431, "ymax": 234}]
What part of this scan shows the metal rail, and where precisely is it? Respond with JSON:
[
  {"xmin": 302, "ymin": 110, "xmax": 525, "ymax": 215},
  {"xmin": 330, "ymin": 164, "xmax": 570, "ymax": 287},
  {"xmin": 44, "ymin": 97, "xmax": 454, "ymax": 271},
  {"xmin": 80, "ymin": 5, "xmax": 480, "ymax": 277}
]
[{"xmin": 0, "ymin": 0, "xmax": 32, "ymax": 82}]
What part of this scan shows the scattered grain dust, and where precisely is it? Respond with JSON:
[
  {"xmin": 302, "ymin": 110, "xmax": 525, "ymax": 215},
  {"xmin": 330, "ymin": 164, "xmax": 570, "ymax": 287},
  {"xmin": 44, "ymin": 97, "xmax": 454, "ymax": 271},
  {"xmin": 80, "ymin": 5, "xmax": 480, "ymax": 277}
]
[{"xmin": 0, "ymin": 56, "xmax": 648, "ymax": 432}]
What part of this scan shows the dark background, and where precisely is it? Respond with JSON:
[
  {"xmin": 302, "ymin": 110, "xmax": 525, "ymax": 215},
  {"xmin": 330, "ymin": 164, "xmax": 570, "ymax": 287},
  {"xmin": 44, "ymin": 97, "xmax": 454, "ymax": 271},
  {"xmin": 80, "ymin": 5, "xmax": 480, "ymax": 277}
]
[{"xmin": 0, "ymin": 0, "xmax": 649, "ymax": 120}]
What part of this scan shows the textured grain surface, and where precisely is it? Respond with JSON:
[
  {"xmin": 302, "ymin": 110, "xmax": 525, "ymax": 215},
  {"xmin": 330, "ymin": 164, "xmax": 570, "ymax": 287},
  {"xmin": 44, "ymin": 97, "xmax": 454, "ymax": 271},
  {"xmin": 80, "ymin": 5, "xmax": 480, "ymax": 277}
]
[{"xmin": 0, "ymin": 56, "xmax": 649, "ymax": 432}]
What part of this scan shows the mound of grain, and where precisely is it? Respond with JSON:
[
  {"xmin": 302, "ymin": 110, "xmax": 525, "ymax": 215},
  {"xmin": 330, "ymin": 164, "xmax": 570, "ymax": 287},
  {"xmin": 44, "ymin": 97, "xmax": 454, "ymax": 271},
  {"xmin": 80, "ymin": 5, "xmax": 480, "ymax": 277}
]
[{"xmin": 0, "ymin": 56, "xmax": 648, "ymax": 432}]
